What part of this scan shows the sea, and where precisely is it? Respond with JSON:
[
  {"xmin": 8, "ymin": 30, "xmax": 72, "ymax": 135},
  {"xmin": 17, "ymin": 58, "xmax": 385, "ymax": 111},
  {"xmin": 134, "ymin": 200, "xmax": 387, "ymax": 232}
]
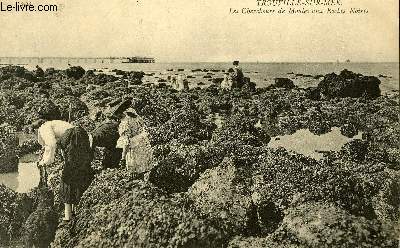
[{"xmin": 1, "ymin": 61, "xmax": 399, "ymax": 93}]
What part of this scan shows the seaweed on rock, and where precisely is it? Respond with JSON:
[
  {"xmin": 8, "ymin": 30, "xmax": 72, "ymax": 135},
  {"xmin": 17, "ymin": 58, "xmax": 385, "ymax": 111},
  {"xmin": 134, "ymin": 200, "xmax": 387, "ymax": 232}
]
[
  {"xmin": 22, "ymin": 187, "xmax": 58, "ymax": 248},
  {"xmin": 279, "ymin": 202, "xmax": 398, "ymax": 248},
  {"xmin": 318, "ymin": 69, "xmax": 381, "ymax": 99},
  {"xmin": 149, "ymin": 143, "xmax": 220, "ymax": 193},
  {"xmin": 147, "ymin": 103, "xmax": 215, "ymax": 146},
  {"xmin": 0, "ymin": 185, "xmax": 17, "ymax": 245},
  {"xmin": 65, "ymin": 66, "xmax": 85, "ymax": 80},
  {"xmin": 52, "ymin": 95, "xmax": 89, "ymax": 121},
  {"xmin": 252, "ymin": 148, "xmax": 378, "ymax": 219},
  {"xmin": 0, "ymin": 125, "xmax": 19, "ymax": 173},
  {"xmin": 52, "ymin": 170, "xmax": 228, "ymax": 247},
  {"xmin": 188, "ymin": 158, "xmax": 256, "ymax": 236},
  {"xmin": 0, "ymin": 65, "xmax": 38, "ymax": 82}
]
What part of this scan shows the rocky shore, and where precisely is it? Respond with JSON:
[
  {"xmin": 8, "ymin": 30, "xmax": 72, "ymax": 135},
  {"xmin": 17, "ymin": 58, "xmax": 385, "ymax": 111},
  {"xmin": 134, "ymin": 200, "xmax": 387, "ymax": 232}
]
[{"xmin": 0, "ymin": 65, "xmax": 399, "ymax": 247}]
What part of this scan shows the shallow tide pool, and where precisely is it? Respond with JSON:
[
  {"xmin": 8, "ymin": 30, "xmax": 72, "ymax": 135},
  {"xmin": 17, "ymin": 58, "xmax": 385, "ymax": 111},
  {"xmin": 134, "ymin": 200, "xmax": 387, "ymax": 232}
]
[
  {"xmin": 268, "ymin": 127, "xmax": 362, "ymax": 160},
  {"xmin": 0, "ymin": 155, "xmax": 40, "ymax": 193}
]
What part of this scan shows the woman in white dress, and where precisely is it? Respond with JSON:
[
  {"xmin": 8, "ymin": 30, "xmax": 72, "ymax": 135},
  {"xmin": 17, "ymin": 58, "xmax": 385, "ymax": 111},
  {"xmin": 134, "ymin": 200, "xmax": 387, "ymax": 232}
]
[{"xmin": 116, "ymin": 108, "xmax": 153, "ymax": 173}]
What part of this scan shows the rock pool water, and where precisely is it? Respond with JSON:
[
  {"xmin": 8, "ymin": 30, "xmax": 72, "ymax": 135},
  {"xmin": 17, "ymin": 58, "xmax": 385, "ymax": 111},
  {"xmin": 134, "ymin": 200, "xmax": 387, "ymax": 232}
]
[
  {"xmin": 0, "ymin": 155, "xmax": 40, "ymax": 193},
  {"xmin": 268, "ymin": 127, "xmax": 363, "ymax": 160}
]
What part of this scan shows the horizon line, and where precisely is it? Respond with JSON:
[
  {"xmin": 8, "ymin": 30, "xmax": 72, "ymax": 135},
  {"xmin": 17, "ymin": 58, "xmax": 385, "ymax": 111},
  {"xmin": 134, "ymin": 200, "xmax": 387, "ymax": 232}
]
[{"xmin": 0, "ymin": 57, "xmax": 398, "ymax": 64}]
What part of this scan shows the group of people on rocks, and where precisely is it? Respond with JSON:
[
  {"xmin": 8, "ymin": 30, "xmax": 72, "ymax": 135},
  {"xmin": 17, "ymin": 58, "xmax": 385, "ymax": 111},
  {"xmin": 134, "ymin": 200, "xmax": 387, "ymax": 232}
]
[
  {"xmin": 29, "ymin": 60, "xmax": 244, "ymax": 224},
  {"xmin": 169, "ymin": 60, "xmax": 245, "ymax": 91},
  {"xmin": 221, "ymin": 60, "xmax": 245, "ymax": 90},
  {"xmin": 31, "ymin": 98, "xmax": 146, "ymax": 223}
]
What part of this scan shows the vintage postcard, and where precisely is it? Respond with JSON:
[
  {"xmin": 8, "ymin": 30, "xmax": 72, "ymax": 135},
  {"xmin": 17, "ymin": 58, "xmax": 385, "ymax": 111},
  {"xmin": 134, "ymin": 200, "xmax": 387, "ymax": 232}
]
[{"xmin": 0, "ymin": 0, "xmax": 399, "ymax": 247}]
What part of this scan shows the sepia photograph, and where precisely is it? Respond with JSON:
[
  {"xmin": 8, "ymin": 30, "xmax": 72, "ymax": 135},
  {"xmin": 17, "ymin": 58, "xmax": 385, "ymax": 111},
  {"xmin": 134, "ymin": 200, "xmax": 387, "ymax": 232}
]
[{"xmin": 0, "ymin": 0, "xmax": 399, "ymax": 247}]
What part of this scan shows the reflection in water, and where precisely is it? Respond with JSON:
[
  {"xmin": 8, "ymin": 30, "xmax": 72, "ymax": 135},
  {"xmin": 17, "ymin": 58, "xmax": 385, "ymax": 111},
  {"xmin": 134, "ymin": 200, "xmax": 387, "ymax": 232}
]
[
  {"xmin": 268, "ymin": 127, "xmax": 362, "ymax": 160},
  {"xmin": 0, "ymin": 162, "xmax": 40, "ymax": 193}
]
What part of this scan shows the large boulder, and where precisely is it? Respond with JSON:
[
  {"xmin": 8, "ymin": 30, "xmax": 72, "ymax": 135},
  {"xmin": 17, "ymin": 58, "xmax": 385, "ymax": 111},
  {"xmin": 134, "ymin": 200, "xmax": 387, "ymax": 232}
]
[
  {"xmin": 0, "ymin": 65, "xmax": 37, "ymax": 82},
  {"xmin": 0, "ymin": 185, "xmax": 36, "ymax": 246},
  {"xmin": 149, "ymin": 143, "xmax": 219, "ymax": 193},
  {"xmin": 21, "ymin": 97, "xmax": 61, "ymax": 127},
  {"xmin": 252, "ymin": 148, "xmax": 377, "ymax": 219},
  {"xmin": 0, "ymin": 185, "xmax": 17, "ymax": 246},
  {"xmin": 273, "ymin": 78, "xmax": 295, "ymax": 89},
  {"xmin": 147, "ymin": 103, "xmax": 215, "ymax": 146},
  {"xmin": 188, "ymin": 158, "xmax": 253, "ymax": 235},
  {"xmin": 340, "ymin": 123, "xmax": 359, "ymax": 138},
  {"xmin": 52, "ymin": 170, "xmax": 227, "ymax": 247},
  {"xmin": 126, "ymin": 71, "xmax": 145, "ymax": 85},
  {"xmin": 37, "ymin": 100, "xmax": 61, "ymax": 121},
  {"xmin": 340, "ymin": 139, "xmax": 369, "ymax": 162},
  {"xmin": 211, "ymin": 113, "xmax": 271, "ymax": 150},
  {"xmin": 318, "ymin": 69, "xmax": 381, "ymax": 99},
  {"xmin": 22, "ymin": 187, "xmax": 58, "ymax": 248},
  {"xmin": 281, "ymin": 202, "xmax": 398, "ymax": 248},
  {"xmin": 65, "ymin": 66, "xmax": 85, "ymax": 79}
]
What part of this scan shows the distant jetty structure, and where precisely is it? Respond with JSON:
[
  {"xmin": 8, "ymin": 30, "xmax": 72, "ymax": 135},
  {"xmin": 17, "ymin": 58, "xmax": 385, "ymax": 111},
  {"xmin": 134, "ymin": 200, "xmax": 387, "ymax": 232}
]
[
  {"xmin": 0, "ymin": 56, "xmax": 155, "ymax": 65},
  {"xmin": 122, "ymin": 56, "xmax": 155, "ymax": 63}
]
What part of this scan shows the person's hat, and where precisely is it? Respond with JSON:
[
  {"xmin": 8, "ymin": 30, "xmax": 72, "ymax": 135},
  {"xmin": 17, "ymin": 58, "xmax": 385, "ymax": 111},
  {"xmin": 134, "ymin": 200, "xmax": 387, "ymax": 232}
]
[
  {"xmin": 233, "ymin": 60, "xmax": 240, "ymax": 66},
  {"xmin": 107, "ymin": 98, "xmax": 132, "ymax": 117}
]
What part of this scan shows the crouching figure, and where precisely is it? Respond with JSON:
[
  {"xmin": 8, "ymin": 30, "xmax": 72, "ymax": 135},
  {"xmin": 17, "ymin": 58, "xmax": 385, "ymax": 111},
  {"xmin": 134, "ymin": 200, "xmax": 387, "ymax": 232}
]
[{"xmin": 35, "ymin": 120, "xmax": 94, "ymax": 223}]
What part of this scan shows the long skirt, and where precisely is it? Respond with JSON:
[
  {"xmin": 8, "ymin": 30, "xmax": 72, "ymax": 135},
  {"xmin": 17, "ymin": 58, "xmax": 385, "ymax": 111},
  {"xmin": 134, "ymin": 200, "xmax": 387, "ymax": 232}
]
[
  {"xmin": 59, "ymin": 126, "xmax": 94, "ymax": 204},
  {"xmin": 60, "ymin": 180, "xmax": 91, "ymax": 205},
  {"xmin": 102, "ymin": 147, "xmax": 123, "ymax": 169}
]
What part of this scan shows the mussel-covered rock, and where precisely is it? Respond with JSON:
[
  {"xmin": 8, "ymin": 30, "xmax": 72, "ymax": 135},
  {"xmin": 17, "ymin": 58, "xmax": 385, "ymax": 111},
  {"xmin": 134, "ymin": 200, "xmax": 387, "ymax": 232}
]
[
  {"xmin": 0, "ymin": 125, "xmax": 19, "ymax": 173},
  {"xmin": 21, "ymin": 97, "xmax": 61, "ymax": 127},
  {"xmin": 52, "ymin": 96, "xmax": 89, "ymax": 121},
  {"xmin": 65, "ymin": 66, "xmax": 85, "ymax": 79},
  {"xmin": 188, "ymin": 158, "xmax": 253, "ymax": 234},
  {"xmin": 0, "ymin": 65, "xmax": 37, "ymax": 82},
  {"xmin": 22, "ymin": 187, "xmax": 58, "ymax": 248},
  {"xmin": 147, "ymin": 103, "xmax": 215, "ymax": 146},
  {"xmin": 0, "ymin": 185, "xmax": 17, "ymax": 245},
  {"xmin": 149, "ymin": 143, "xmax": 218, "ymax": 193},
  {"xmin": 52, "ymin": 170, "xmax": 227, "ymax": 247},
  {"xmin": 318, "ymin": 69, "xmax": 381, "ymax": 99},
  {"xmin": 304, "ymin": 87, "xmax": 321, "ymax": 100},
  {"xmin": 82, "ymin": 72, "xmax": 119, "ymax": 85},
  {"xmin": 252, "ymin": 148, "xmax": 377, "ymax": 218},
  {"xmin": 340, "ymin": 139, "xmax": 369, "ymax": 162},
  {"xmin": 280, "ymin": 202, "xmax": 398, "ymax": 248},
  {"xmin": 273, "ymin": 78, "xmax": 295, "ymax": 89}
]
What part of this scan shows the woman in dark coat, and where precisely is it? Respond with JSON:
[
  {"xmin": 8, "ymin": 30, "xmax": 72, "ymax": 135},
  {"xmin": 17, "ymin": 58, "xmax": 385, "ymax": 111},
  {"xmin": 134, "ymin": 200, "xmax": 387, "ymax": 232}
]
[
  {"xmin": 58, "ymin": 126, "xmax": 94, "ymax": 222},
  {"xmin": 90, "ymin": 98, "xmax": 132, "ymax": 169}
]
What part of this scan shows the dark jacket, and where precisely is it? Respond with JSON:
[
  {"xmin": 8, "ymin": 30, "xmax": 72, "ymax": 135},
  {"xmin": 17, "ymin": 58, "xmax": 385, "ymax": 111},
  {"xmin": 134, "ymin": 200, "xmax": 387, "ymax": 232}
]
[
  {"xmin": 58, "ymin": 126, "xmax": 94, "ymax": 186},
  {"xmin": 91, "ymin": 120, "xmax": 120, "ymax": 149}
]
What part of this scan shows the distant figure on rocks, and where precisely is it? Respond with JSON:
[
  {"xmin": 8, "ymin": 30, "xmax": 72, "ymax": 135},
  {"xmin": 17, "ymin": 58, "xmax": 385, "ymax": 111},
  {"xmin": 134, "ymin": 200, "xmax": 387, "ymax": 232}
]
[
  {"xmin": 171, "ymin": 74, "xmax": 189, "ymax": 91},
  {"xmin": 221, "ymin": 73, "xmax": 233, "ymax": 90},
  {"xmin": 232, "ymin": 60, "xmax": 244, "ymax": 88},
  {"xmin": 35, "ymin": 65, "xmax": 44, "ymax": 78},
  {"xmin": 90, "ymin": 99, "xmax": 132, "ymax": 169},
  {"xmin": 116, "ymin": 108, "xmax": 153, "ymax": 173},
  {"xmin": 34, "ymin": 119, "xmax": 94, "ymax": 223}
]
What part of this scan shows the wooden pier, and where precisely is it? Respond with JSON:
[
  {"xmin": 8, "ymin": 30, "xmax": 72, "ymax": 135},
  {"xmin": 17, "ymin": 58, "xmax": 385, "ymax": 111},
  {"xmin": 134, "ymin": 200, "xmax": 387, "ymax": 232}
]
[
  {"xmin": 122, "ymin": 57, "xmax": 155, "ymax": 63},
  {"xmin": 0, "ymin": 56, "xmax": 155, "ymax": 65}
]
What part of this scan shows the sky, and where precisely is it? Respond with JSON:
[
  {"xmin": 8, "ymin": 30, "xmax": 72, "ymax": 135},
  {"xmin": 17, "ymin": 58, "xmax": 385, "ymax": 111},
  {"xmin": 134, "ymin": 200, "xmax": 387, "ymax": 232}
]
[{"xmin": 0, "ymin": 0, "xmax": 398, "ymax": 62}]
